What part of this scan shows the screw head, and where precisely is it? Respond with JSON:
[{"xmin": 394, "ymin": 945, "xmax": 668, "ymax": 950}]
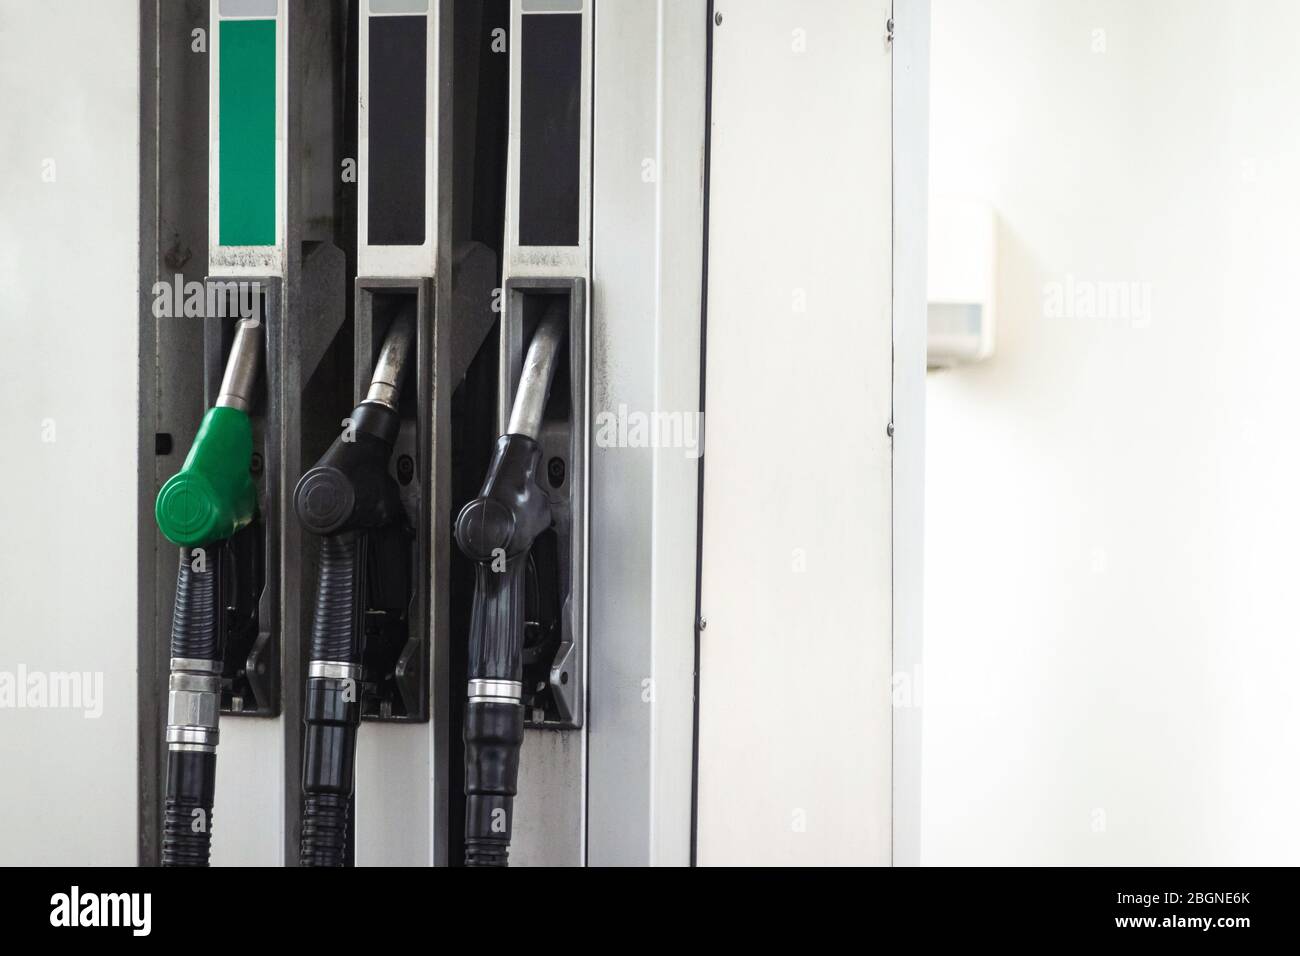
[
  {"xmin": 698, "ymin": 617, "xmax": 708, "ymax": 631},
  {"xmin": 547, "ymin": 456, "xmax": 566, "ymax": 488},
  {"xmin": 714, "ymin": 11, "xmax": 722, "ymax": 26},
  {"xmin": 397, "ymin": 454, "xmax": 415, "ymax": 485}
]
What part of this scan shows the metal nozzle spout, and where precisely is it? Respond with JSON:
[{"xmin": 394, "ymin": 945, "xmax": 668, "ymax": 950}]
[
  {"xmin": 506, "ymin": 303, "xmax": 567, "ymax": 441},
  {"xmin": 216, "ymin": 318, "xmax": 264, "ymax": 413},
  {"xmin": 365, "ymin": 307, "xmax": 417, "ymax": 410}
]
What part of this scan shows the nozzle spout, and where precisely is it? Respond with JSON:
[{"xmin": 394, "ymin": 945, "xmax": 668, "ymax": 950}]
[
  {"xmin": 506, "ymin": 302, "xmax": 567, "ymax": 440},
  {"xmin": 365, "ymin": 307, "xmax": 417, "ymax": 410},
  {"xmin": 216, "ymin": 318, "xmax": 264, "ymax": 414}
]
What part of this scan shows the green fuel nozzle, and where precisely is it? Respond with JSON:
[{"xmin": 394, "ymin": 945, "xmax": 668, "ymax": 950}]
[
  {"xmin": 155, "ymin": 319, "xmax": 263, "ymax": 548},
  {"xmin": 157, "ymin": 317, "xmax": 262, "ymax": 866}
]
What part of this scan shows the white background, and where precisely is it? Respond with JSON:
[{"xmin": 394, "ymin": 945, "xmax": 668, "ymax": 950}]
[
  {"xmin": 925, "ymin": 0, "xmax": 1300, "ymax": 864},
  {"xmin": 0, "ymin": 0, "xmax": 139, "ymax": 864}
]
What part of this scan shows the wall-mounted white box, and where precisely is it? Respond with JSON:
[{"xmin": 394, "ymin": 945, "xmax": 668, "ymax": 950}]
[{"xmin": 928, "ymin": 194, "xmax": 996, "ymax": 368}]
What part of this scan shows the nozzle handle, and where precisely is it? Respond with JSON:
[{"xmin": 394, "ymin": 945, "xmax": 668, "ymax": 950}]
[{"xmin": 156, "ymin": 406, "xmax": 258, "ymax": 547}]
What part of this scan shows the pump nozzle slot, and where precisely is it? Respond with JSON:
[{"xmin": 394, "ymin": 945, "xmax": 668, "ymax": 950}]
[
  {"xmin": 489, "ymin": 280, "xmax": 587, "ymax": 731},
  {"xmin": 195, "ymin": 281, "xmax": 282, "ymax": 721},
  {"xmin": 157, "ymin": 305, "xmax": 270, "ymax": 867},
  {"xmin": 456, "ymin": 297, "xmax": 574, "ymax": 867}
]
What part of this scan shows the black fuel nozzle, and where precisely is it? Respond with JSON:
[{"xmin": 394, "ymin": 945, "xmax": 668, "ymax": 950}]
[
  {"xmin": 457, "ymin": 301, "xmax": 566, "ymax": 867},
  {"xmin": 295, "ymin": 307, "xmax": 414, "ymax": 867}
]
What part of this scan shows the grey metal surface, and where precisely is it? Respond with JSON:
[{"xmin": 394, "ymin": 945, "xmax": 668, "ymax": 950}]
[
  {"xmin": 369, "ymin": 0, "xmax": 430, "ymax": 12},
  {"xmin": 297, "ymin": 246, "xmax": 349, "ymax": 391},
  {"xmin": 220, "ymin": 0, "xmax": 277, "ymax": 16},
  {"xmin": 353, "ymin": 278, "xmax": 435, "ymax": 725},
  {"xmin": 137, "ymin": 0, "xmax": 161, "ymax": 868},
  {"xmin": 308, "ymin": 661, "xmax": 361, "ymax": 680},
  {"xmin": 280, "ymin": 1, "xmax": 351, "ymax": 864},
  {"xmin": 171, "ymin": 658, "xmax": 223, "ymax": 674},
  {"xmin": 138, "ymin": 0, "xmax": 215, "ymax": 866},
  {"xmin": 468, "ymin": 679, "xmax": 523, "ymax": 700}
]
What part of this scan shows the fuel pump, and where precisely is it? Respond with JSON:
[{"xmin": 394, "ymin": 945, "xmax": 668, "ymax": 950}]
[
  {"xmin": 295, "ymin": 308, "xmax": 417, "ymax": 866},
  {"xmin": 456, "ymin": 302, "xmax": 567, "ymax": 866},
  {"xmin": 154, "ymin": 318, "xmax": 263, "ymax": 867}
]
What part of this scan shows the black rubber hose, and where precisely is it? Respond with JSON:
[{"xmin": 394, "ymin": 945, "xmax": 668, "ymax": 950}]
[
  {"xmin": 310, "ymin": 534, "xmax": 362, "ymax": 662},
  {"xmin": 162, "ymin": 547, "xmax": 220, "ymax": 867},
  {"xmin": 169, "ymin": 547, "xmax": 218, "ymax": 659},
  {"xmin": 464, "ymin": 696, "xmax": 525, "ymax": 865},
  {"xmin": 463, "ymin": 559, "xmax": 527, "ymax": 866},
  {"xmin": 300, "ymin": 533, "xmax": 364, "ymax": 867},
  {"xmin": 162, "ymin": 750, "xmax": 217, "ymax": 866},
  {"xmin": 467, "ymin": 556, "xmax": 528, "ymax": 681}
]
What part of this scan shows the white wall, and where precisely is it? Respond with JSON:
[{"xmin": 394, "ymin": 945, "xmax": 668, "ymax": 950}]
[
  {"xmin": 924, "ymin": 0, "xmax": 1300, "ymax": 864},
  {"xmin": 0, "ymin": 0, "xmax": 139, "ymax": 863}
]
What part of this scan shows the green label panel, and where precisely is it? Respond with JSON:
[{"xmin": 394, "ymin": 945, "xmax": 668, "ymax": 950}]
[{"xmin": 219, "ymin": 19, "xmax": 276, "ymax": 246}]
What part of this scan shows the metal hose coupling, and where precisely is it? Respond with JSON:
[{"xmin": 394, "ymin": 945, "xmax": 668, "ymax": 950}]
[{"xmin": 166, "ymin": 657, "xmax": 222, "ymax": 755}]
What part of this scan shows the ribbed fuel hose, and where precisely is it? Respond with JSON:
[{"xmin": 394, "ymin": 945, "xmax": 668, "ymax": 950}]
[
  {"xmin": 162, "ymin": 547, "xmax": 222, "ymax": 867},
  {"xmin": 299, "ymin": 532, "xmax": 364, "ymax": 867}
]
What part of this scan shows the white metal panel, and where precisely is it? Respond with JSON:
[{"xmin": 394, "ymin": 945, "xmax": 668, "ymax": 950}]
[
  {"xmin": 357, "ymin": 0, "xmax": 441, "ymax": 278},
  {"xmin": 586, "ymin": 0, "xmax": 706, "ymax": 867},
  {"xmin": 0, "ymin": 0, "xmax": 139, "ymax": 865},
  {"xmin": 355, "ymin": 723, "xmax": 434, "ymax": 866},
  {"xmin": 502, "ymin": 0, "xmax": 592, "ymax": 279},
  {"xmin": 210, "ymin": 720, "xmax": 284, "ymax": 865},
  {"xmin": 698, "ymin": 0, "xmax": 895, "ymax": 865}
]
